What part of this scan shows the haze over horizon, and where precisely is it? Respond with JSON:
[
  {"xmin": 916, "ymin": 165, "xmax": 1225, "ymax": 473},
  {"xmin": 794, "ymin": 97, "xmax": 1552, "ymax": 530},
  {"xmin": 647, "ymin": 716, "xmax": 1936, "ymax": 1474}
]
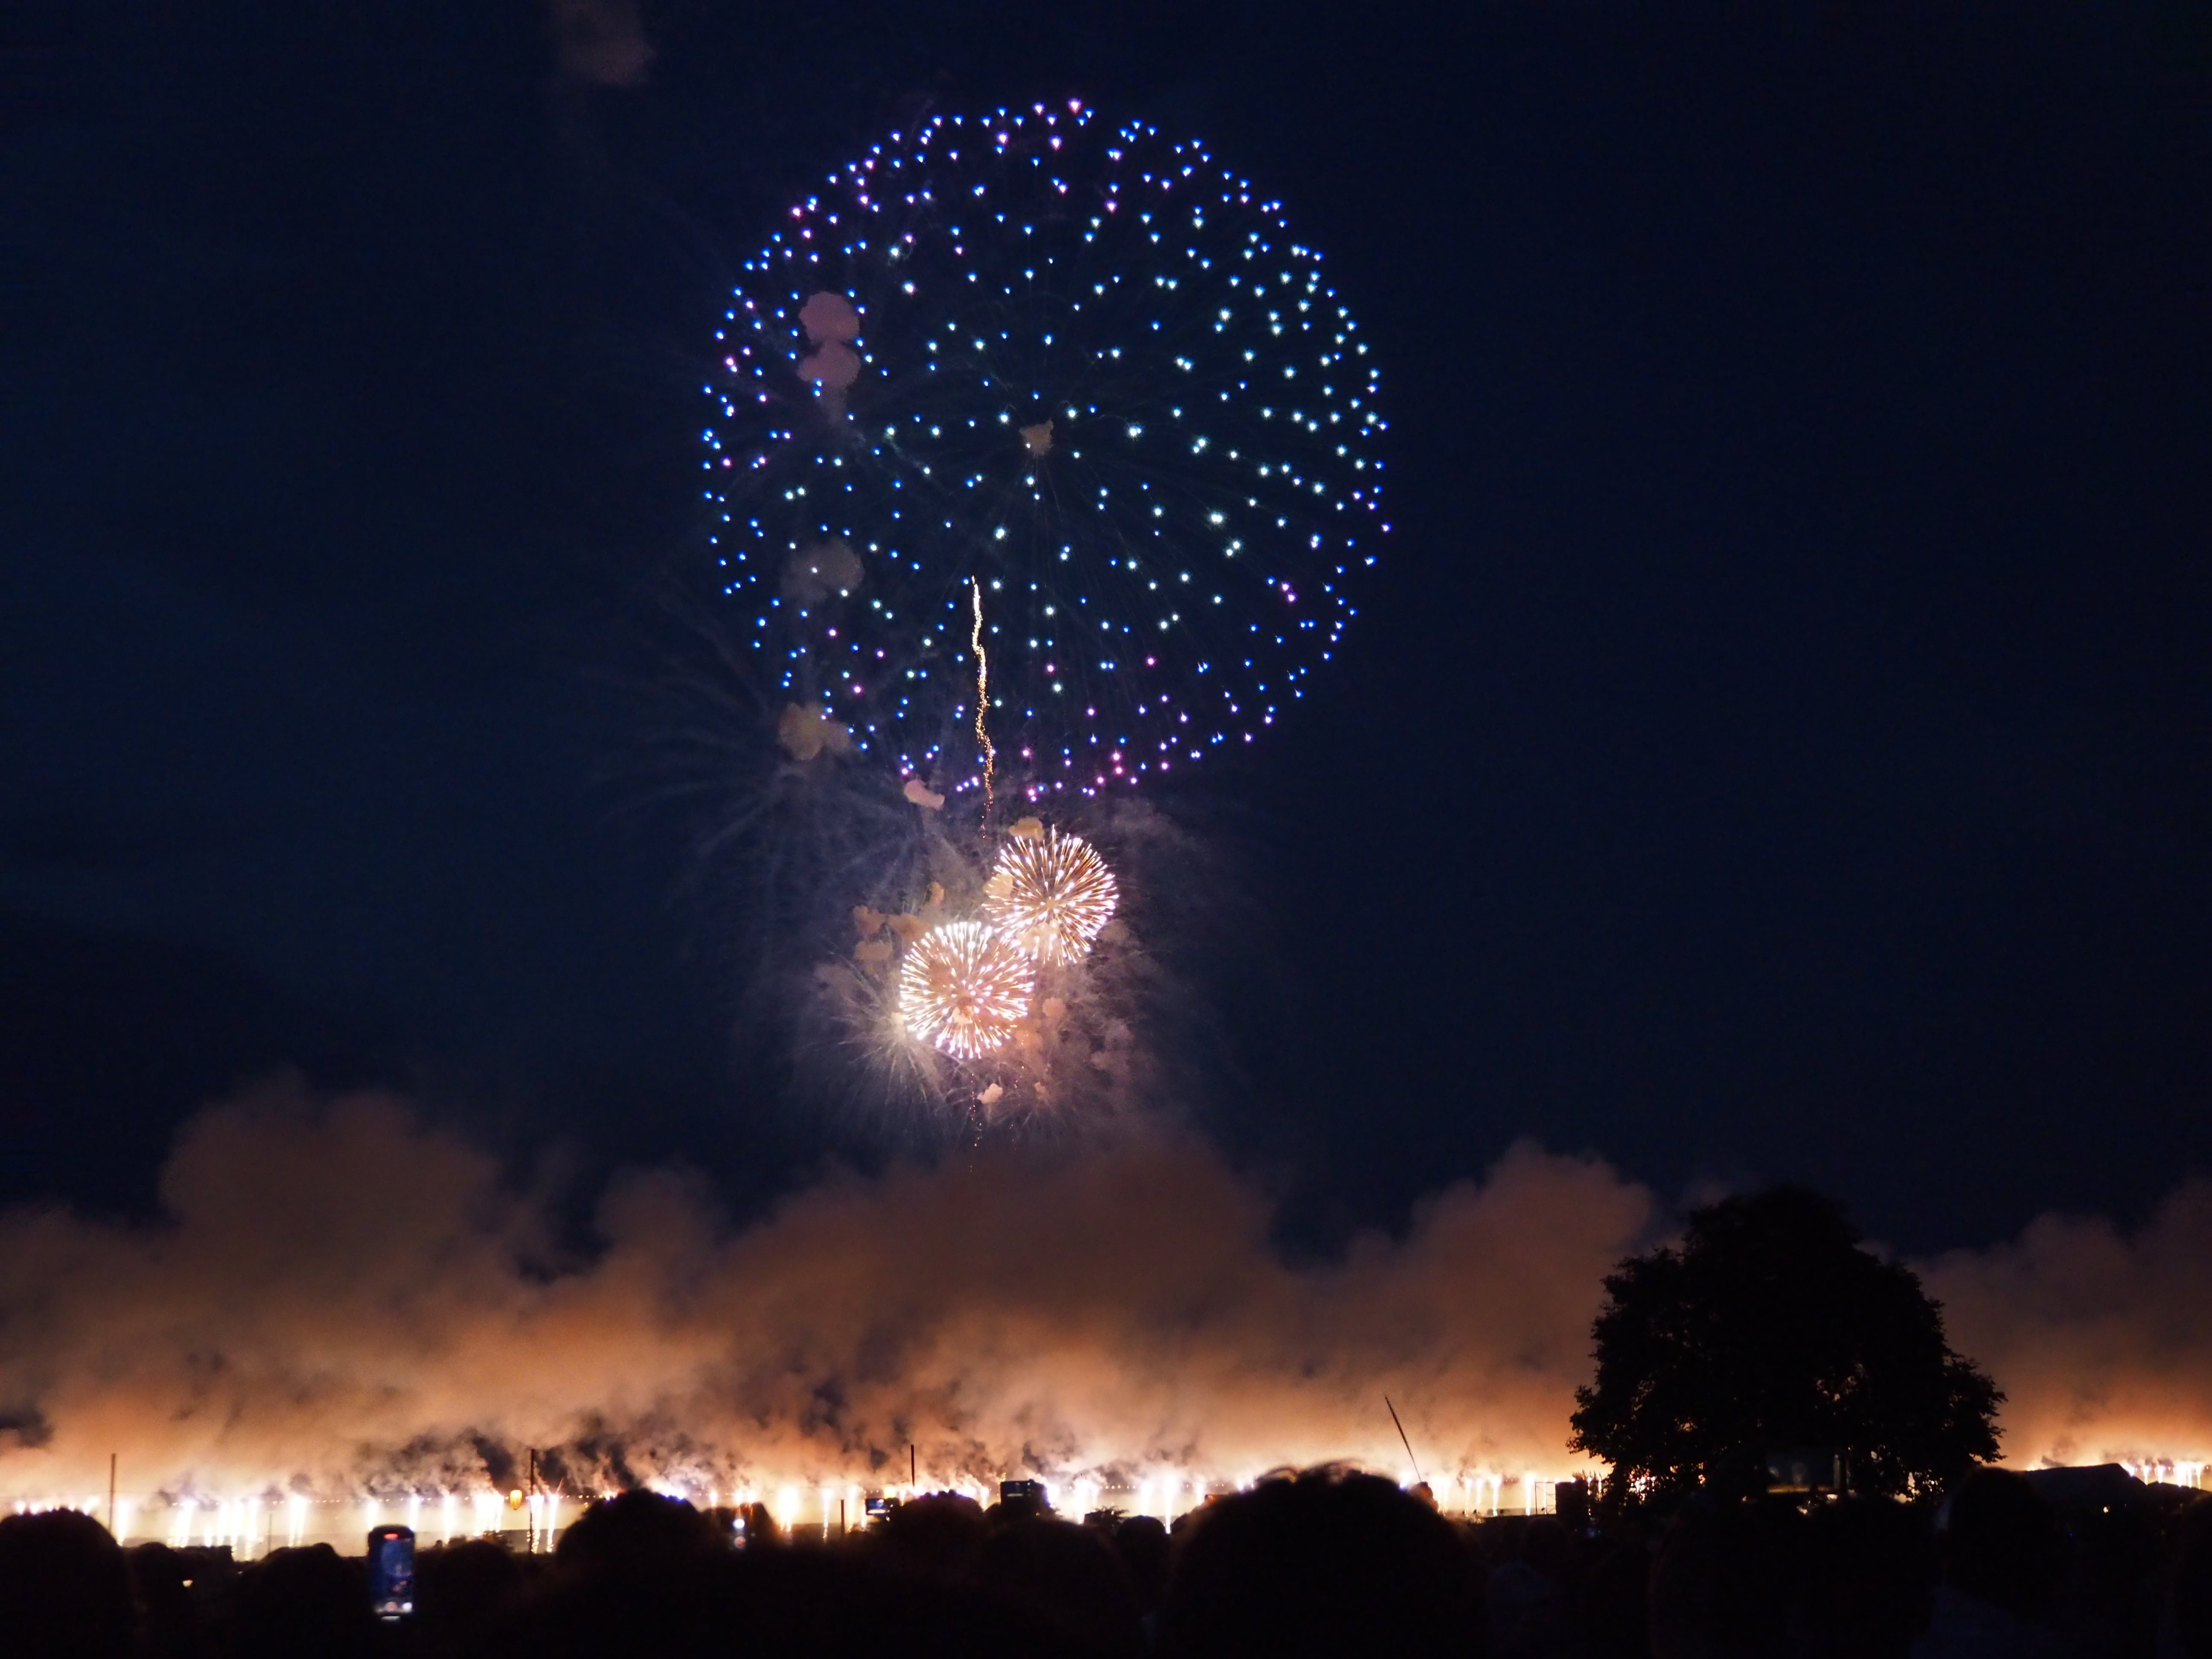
[{"xmin": 3, "ymin": 1080, "xmax": 2209, "ymax": 1514}]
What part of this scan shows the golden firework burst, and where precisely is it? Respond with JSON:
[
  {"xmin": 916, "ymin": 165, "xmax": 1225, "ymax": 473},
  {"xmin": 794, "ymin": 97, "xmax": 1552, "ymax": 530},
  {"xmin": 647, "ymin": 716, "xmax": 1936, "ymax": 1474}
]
[
  {"xmin": 981, "ymin": 830, "xmax": 1118, "ymax": 966},
  {"xmin": 897, "ymin": 920, "xmax": 1037, "ymax": 1060}
]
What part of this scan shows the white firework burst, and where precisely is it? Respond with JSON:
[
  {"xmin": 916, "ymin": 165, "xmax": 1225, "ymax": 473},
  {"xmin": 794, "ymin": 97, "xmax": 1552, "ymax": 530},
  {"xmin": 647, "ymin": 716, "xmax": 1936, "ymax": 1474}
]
[
  {"xmin": 981, "ymin": 830, "xmax": 1118, "ymax": 966},
  {"xmin": 897, "ymin": 920, "xmax": 1037, "ymax": 1059}
]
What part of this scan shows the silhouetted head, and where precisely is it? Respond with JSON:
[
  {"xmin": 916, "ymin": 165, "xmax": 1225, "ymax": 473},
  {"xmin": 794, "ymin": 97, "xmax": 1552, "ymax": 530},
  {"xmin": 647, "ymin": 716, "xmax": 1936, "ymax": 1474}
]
[
  {"xmin": 1577, "ymin": 1528, "xmax": 1651, "ymax": 1659},
  {"xmin": 416, "ymin": 1537, "xmax": 525, "ymax": 1656},
  {"xmin": 1488, "ymin": 1516, "xmax": 1576, "ymax": 1659},
  {"xmin": 553, "ymin": 1490, "xmax": 724, "ymax": 1580},
  {"xmin": 1793, "ymin": 1496, "xmax": 1931, "ymax": 1659},
  {"xmin": 1518, "ymin": 1515, "xmax": 1573, "ymax": 1578},
  {"xmin": 1157, "ymin": 1467, "xmax": 1481, "ymax": 1659},
  {"xmin": 978, "ymin": 1517, "xmax": 1142, "ymax": 1659},
  {"xmin": 1647, "ymin": 1498, "xmax": 1786, "ymax": 1659},
  {"xmin": 2168, "ymin": 1496, "xmax": 2212, "ymax": 1659},
  {"xmin": 228, "ymin": 1543, "xmax": 371, "ymax": 1659},
  {"xmin": 125, "ymin": 1542, "xmax": 198, "ymax": 1657},
  {"xmin": 870, "ymin": 1492, "xmax": 990, "ymax": 1583},
  {"xmin": 1938, "ymin": 1468, "xmax": 2064, "ymax": 1618},
  {"xmin": 0, "ymin": 1508, "xmax": 136, "ymax": 1659},
  {"xmin": 495, "ymin": 1491, "xmax": 729, "ymax": 1659},
  {"xmin": 1112, "ymin": 1512, "xmax": 1170, "ymax": 1615}
]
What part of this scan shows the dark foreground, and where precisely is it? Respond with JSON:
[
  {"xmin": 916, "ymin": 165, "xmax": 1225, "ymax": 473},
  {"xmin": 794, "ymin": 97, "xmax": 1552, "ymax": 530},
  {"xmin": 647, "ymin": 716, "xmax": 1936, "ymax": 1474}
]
[{"xmin": 4, "ymin": 1465, "xmax": 2211, "ymax": 1659}]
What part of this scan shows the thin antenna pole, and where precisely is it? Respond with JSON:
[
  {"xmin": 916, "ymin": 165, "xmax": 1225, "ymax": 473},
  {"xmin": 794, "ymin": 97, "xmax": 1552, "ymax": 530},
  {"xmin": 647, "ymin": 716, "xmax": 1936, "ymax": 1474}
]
[
  {"xmin": 108, "ymin": 1452, "xmax": 117, "ymax": 1537},
  {"xmin": 1385, "ymin": 1396, "xmax": 1425, "ymax": 1485},
  {"xmin": 910, "ymin": 1444, "xmax": 918, "ymax": 1493}
]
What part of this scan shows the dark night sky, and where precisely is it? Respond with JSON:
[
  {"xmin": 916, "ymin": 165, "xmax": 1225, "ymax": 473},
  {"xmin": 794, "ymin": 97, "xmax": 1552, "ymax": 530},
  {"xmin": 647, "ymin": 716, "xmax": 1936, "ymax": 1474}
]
[{"xmin": 3, "ymin": 0, "xmax": 2208, "ymax": 1254}]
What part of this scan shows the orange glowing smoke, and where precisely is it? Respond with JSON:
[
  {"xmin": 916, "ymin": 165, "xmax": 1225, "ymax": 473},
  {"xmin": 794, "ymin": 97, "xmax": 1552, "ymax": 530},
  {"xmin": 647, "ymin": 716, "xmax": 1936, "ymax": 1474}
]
[{"xmin": 0, "ymin": 1084, "xmax": 2208, "ymax": 1512}]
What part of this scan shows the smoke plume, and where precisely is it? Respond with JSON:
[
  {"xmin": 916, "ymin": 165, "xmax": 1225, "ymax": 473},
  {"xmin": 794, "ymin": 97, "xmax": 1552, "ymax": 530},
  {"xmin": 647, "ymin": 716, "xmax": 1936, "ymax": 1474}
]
[
  {"xmin": 0, "ymin": 1083, "xmax": 1648, "ymax": 1499},
  {"xmin": 1, "ymin": 1082, "xmax": 2206, "ymax": 1504},
  {"xmin": 1925, "ymin": 1182, "xmax": 2212, "ymax": 1473},
  {"xmin": 543, "ymin": 0, "xmax": 653, "ymax": 88}
]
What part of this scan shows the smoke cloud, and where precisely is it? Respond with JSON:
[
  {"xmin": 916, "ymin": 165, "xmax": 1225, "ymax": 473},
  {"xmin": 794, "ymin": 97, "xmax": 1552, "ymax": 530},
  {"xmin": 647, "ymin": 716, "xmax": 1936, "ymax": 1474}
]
[
  {"xmin": 1925, "ymin": 1182, "xmax": 2212, "ymax": 1473},
  {"xmin": 543, "ymin": 0, "xmax": 653, "ymax": 88},
  {"xmin": 0, "ymin": 1084, "xmax": 1649, "ymax": 1500},
  {"xmin": 0, "ymin": 1083, "xmax": 2206, "ymax": 1505}
]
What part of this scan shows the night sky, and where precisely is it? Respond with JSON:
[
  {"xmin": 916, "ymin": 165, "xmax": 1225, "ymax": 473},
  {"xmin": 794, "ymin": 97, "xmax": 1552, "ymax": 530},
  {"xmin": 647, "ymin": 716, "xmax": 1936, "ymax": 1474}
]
[{"xmin": 5, "ymin": 0, "xmax": 2208, "ymax": 1256}]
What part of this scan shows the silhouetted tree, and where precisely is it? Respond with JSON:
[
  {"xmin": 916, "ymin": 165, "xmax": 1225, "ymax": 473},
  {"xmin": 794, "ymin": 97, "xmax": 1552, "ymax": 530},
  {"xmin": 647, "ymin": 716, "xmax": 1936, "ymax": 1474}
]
[{"xmin": 1569, "ymin": 1186, "xmax": 2000, "ymax": 1500}]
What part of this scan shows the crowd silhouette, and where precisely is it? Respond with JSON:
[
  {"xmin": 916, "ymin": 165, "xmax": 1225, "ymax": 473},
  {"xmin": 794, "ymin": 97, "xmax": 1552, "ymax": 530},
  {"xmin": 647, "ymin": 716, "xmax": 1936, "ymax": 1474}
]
[{"xmin": 3, "ymin": 1464, "xmax": 2209, "ymax": 1658}]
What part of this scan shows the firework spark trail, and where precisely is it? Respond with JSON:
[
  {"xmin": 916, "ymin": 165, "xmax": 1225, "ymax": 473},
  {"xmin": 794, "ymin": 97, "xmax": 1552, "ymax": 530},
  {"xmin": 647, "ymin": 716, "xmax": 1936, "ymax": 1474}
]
[{"xmin": 972, "ymin": 576, "xmax": 996, "ymax": 824}]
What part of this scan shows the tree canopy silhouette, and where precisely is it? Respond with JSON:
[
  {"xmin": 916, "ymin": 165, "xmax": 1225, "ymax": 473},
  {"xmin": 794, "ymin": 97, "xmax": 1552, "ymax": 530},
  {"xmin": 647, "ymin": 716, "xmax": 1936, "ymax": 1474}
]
[{"xmin": 1569, "ymin": 1186, "xmax": 2001, "ymax": 1499}]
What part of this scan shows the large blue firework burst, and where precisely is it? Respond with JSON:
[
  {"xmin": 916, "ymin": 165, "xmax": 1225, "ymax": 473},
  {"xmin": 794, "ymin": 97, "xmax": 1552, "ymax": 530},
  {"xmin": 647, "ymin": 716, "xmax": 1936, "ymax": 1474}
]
[{"xmin": 703, "ymin": 101, "xmax": 1385, "ymax": 800}]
